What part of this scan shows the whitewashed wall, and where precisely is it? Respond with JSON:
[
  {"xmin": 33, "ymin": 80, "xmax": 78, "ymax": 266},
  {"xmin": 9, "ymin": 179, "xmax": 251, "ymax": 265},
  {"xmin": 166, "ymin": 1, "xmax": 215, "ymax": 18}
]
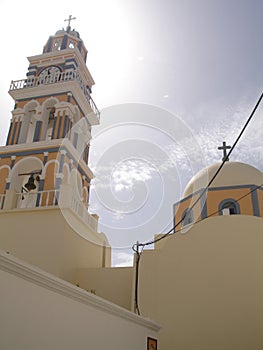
[{"xmin": 0, "ymin": 251, "xmax": 159, "ymax": 350}]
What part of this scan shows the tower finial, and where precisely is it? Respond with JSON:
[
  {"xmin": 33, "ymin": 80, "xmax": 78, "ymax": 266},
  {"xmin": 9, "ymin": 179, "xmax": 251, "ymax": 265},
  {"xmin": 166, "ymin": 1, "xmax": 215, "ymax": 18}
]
[{"xmin": 64, "ymin": 15, "xmax": 76, "ymax": 32}]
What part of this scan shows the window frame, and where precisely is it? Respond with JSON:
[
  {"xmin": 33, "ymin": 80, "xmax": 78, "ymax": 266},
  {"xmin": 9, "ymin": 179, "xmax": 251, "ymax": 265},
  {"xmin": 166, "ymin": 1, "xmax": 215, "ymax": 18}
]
[{"xmin": 219, "ymin": 198, "xmax": 240, "ymax": 215}]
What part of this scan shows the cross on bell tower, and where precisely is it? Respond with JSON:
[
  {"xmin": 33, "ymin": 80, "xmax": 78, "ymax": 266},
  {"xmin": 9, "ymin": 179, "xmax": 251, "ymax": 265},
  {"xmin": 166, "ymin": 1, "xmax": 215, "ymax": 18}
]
[
  {"xmin": 218, "ymin": 141, "xmax": 231, "ymax": 162},
  {"xmin": 64, "ymin": 15, "xmax": 76, "ymax": 32}
]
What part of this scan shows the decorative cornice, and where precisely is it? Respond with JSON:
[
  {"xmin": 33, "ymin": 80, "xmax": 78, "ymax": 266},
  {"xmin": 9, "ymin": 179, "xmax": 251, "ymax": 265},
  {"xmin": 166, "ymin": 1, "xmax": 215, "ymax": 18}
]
[
  {"xmin": 0, "ymin": 250, "xmax": 160, "ymax": 332},
  {"xmin": 174, "ymin": 183, "xmax": 263, "ymax": 207},
  {"xmin": 0, "ymin": 139, "xmax": 62, "ymax": 154}
]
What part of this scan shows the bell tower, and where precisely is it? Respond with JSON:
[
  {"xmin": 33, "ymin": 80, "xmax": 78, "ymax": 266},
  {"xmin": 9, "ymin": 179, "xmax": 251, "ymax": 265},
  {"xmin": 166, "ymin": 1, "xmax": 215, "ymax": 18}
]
[
  {"xmin": 0, "ymin": 18, "xmax": 110, "ymax": 281},
  {"xmin": 1, "ymin": 17, "xmax": 99, "ymax": 211}
]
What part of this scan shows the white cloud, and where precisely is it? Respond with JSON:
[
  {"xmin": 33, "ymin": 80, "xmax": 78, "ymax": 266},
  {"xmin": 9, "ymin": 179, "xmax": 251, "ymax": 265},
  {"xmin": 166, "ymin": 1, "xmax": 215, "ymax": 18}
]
[
  {"xmin": 112, "ymin": 250, "xmax": 134, "ymax": 267},
  {"xmin": 111, "ymin": 159, "xmax": 155, "ymax": 192}
]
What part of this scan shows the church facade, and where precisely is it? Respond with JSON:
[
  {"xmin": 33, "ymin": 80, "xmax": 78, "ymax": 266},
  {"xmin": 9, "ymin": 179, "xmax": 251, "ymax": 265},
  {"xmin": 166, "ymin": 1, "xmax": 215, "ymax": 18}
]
[{"xmin": 0, "ymin": 20, "xmax": 263, "ymax": 350}]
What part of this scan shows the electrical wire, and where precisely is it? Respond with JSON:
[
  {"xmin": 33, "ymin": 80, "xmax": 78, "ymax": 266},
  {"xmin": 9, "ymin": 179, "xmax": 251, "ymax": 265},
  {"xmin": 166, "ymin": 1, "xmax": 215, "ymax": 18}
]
[
  {"xmin": 133, "ymin": 242, "xmax": 144, "ymax": 315},
  {"xmin": 132, "ymin": 91, "xmax": 263, "ymax": 314}
]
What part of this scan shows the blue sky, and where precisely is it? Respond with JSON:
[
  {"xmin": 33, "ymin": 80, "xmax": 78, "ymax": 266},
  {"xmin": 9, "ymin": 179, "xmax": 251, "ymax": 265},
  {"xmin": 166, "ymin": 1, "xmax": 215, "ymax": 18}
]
[{"xmin": 1, "ymin": 0, "xmax": 263, "ymax": 265}]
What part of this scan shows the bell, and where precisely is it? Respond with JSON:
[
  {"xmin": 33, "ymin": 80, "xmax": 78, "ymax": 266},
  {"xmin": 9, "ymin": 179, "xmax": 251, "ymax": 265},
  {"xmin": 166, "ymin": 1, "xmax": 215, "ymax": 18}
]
[{"xmin": 24, "ymin": 174, "xmax": 36, "ymax": 191}]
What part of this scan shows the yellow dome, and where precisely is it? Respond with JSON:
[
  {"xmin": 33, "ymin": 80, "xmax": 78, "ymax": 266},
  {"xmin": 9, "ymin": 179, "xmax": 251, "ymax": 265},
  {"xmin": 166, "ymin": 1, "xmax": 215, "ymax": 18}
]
[{"xmin": 183, "ymin": 161, "xmax": 263, "ymax": 198}]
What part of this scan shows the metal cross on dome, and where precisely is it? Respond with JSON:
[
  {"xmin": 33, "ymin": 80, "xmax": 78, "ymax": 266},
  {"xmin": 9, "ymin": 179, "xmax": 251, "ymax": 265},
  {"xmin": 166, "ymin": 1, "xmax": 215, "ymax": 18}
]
[
  {"xmin": 64, "ymin": 15, "xmax": 76, "ymax": 30},
  {"xmin": 218, "ymin": 141, "xmax": 231, "ymax": 162}
]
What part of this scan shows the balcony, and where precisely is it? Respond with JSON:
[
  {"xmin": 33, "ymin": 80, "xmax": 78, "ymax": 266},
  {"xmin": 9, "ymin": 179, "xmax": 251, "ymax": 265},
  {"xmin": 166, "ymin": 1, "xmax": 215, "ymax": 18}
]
[
  {"xmin": 9, "ymin": 71, "xmax": 100, "ymax": 122},
  {"xmin": 0, "ymin": 187, "xmax": 98, "ymax": 233}
]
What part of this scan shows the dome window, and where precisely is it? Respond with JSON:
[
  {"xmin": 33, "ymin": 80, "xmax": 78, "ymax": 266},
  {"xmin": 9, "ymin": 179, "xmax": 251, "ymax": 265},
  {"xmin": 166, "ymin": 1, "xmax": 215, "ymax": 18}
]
[
  {"xmin": 182, "ymin": 208, "xmax": 194, "ymax": 227},
  {"xmin": 219, "ymin": 199, "xmax": 240, "ymax": 216}
]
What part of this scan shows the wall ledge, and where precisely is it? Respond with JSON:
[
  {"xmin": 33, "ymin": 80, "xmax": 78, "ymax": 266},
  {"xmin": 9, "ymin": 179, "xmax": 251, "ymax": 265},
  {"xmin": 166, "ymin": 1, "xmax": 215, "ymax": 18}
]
[{"xmin": 0, "ymin": 250, "xmax": 160, "ymax": 332}]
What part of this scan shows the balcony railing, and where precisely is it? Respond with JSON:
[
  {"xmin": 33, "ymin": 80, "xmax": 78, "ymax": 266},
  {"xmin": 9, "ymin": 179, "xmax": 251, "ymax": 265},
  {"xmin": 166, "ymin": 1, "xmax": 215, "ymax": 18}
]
[
  {"xmin": 16, "ymin": 189, "xmax": 59, "ymax": 208},
  {"xmin": 70, "ymin": 192, "xmax": 98, "ymax": 231},
  {"xmin": 9, "ymin": 71, "xmax": 100, "ymax": 120},
  {"xmin": 0, "ymin": 189, "xmax": 98, "ymax": 232}
]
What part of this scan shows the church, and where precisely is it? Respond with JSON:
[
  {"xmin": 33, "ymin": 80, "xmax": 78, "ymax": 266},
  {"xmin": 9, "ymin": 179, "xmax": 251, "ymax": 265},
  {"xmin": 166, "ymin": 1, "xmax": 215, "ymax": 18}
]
[{"xmin": 0, "ymin": 19, "xmax": 262, "ymax": 350}]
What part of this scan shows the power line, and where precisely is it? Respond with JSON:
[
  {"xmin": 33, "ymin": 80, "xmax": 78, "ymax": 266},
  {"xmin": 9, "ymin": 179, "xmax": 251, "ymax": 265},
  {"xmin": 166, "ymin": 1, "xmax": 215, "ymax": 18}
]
[{"xmin": 132, "ymin": 91, "xmax": 263, "ymax": 314}]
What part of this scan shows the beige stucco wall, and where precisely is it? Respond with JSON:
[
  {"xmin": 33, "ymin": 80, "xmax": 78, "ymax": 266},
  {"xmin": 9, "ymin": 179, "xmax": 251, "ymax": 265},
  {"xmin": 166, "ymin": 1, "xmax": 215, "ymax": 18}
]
[
  {"xmin": 0, "ymin": 207, "xmax": 111, "ymax": 284},
  {"xmin": 76, "ymin": 266, "xmax": 134, "ymax": 310},
  {"xmin": 139, "ymin": 215, "xmax": 263, "ymax": 350},
  {"xmin": 0, "ymin": 251, "xmax": 159, "ymax": 350}
]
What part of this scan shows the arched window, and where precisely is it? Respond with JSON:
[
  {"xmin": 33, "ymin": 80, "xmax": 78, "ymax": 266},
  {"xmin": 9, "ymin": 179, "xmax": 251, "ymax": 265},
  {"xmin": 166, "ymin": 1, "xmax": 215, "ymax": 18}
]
[
  {"xmin": 46, "ymin": 107, "xmax": 55, "ymax": 140},
  {"xmin": 182, "ymin": 208, "xmax": 194, "ymax": 227},
  {"xmin": 219, "ymin": 198, "xmax": 240, "ymax": 215}
]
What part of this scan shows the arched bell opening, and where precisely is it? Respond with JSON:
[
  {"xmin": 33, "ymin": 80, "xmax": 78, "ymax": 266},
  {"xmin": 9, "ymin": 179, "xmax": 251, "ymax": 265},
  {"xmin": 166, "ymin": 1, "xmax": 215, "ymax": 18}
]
[
  {"xmin": 41, "ymin": 98, "xmax": 59, "ymax": 141},
  {"xmin": 69, "ymin": 107, "xmax": 81, "ymax": 148},
  {"xmin": 10, "ymin": 157, "xmax": 43, "ymax": 208},
  {"xmin": 18, "ymin": 101, "xmax": 39, "ymax": 144}
]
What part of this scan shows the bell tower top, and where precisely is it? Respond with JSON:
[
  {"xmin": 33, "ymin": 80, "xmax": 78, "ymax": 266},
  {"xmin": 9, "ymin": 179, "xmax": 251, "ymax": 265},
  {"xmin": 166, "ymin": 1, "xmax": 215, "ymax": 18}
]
[
  {"xmin": 64, "ymin": 15, "xmax": 76, "ymax": 31},
  {"xmin": 43, "ymin": 15, "xmax": 88, "ymax": 62}
]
